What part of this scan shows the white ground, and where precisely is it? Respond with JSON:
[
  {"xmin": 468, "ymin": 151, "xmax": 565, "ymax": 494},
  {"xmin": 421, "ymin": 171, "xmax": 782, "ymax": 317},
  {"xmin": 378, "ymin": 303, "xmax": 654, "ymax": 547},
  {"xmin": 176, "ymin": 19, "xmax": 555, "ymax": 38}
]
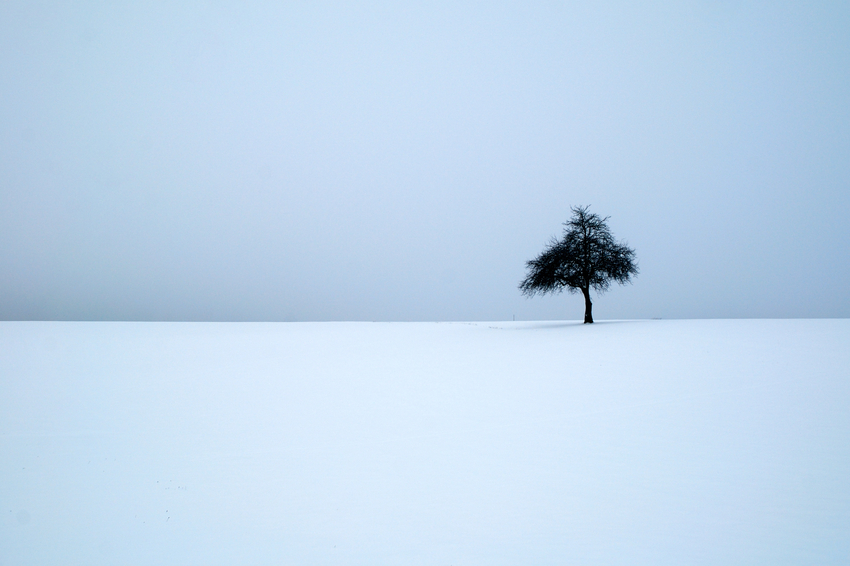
[{"xmin": 2, "ymin": 319, "xmax": 849, "ymax": 565}]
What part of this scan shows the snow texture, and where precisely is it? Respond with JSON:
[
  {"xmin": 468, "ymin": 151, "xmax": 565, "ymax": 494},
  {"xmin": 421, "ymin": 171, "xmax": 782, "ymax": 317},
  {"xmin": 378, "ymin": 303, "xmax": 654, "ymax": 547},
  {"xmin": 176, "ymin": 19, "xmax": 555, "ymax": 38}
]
[{"xmin": 2, "ymin": 319, "xmax": 849, "ymax": 565}]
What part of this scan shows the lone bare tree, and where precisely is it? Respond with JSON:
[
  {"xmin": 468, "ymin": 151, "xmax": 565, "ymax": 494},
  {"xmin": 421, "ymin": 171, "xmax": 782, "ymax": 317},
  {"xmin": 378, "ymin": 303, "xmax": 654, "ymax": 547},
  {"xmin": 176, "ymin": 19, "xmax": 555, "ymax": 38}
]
[{"xmin": 520, "ymin": 206, "xmax": 638, "ymax": 323}]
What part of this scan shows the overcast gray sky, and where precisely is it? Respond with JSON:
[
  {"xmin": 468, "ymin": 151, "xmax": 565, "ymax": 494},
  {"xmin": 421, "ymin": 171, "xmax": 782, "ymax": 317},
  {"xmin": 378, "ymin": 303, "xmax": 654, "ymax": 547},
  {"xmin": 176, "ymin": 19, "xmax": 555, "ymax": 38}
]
[{"xmin": 2, "ymin": 1, "xmax": 848, "ymax": 321}]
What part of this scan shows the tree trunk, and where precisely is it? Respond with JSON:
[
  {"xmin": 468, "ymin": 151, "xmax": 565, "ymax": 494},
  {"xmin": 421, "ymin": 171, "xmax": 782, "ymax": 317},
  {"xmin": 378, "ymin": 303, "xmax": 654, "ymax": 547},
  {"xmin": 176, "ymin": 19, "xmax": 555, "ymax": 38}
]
[{"xmin": 581, "ymin": 287, "xmax": 593, "ymax": 324}]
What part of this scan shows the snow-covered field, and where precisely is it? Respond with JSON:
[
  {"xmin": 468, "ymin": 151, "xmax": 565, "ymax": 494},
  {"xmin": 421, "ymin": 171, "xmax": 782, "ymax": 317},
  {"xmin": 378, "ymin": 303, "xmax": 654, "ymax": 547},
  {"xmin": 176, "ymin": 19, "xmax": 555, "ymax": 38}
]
[{"xmin": 2, "ymin": 319, "xmax": 849, "ymax": 565}]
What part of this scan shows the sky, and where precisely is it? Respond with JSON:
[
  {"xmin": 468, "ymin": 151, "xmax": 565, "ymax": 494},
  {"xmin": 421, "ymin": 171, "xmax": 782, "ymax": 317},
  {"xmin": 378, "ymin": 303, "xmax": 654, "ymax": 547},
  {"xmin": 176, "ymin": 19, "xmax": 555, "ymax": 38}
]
[{"xmin": 1, "ymin": 1, "xmax": 848, "ymax": 321}]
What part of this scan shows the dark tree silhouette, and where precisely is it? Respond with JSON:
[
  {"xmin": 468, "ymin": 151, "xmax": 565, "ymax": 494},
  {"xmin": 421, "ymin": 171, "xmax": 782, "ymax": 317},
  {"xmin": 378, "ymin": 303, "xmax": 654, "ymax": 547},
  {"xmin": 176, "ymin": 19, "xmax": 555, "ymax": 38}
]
[{"xmin": 520, "ymin": 206, "xmax": 638, "ymax": 323}]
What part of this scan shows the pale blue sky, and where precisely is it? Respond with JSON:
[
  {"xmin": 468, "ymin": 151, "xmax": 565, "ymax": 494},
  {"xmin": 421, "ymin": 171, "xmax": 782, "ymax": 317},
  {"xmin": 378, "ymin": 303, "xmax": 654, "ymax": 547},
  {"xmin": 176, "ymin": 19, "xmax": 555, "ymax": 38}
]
[{"xmin": 2, "ymin": 1, "xmax": 848, "ymax": 320}]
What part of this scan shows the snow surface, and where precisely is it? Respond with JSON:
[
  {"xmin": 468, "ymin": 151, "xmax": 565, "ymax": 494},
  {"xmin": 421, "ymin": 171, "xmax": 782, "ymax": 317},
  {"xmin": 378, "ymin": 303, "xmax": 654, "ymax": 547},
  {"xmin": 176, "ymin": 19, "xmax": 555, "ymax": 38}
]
[{"xmin": 2, "ymin": 319, "xmax": 849, "ymax": 565}]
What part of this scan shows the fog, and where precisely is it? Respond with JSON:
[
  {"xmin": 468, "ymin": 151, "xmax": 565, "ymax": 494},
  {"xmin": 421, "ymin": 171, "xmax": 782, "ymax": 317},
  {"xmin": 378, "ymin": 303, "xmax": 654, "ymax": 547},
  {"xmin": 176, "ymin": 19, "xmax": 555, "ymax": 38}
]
[{"xmin": 2, "ymin": 1, "xmax": 848, "ymax": 321}]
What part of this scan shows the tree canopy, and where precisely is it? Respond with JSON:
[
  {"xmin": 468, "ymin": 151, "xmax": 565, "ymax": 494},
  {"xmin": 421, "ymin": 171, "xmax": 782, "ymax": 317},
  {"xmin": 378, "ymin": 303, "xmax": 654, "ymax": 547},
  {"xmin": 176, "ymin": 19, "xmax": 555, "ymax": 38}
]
[{"xmin": 520, "ymin": 206, "xmax": 638, "ymax": 323}]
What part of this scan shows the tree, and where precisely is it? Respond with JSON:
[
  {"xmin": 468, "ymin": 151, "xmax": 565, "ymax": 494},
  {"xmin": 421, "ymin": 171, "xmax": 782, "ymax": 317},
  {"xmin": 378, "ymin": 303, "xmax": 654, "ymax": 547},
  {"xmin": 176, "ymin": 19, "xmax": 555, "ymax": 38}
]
[{"xmin": 520, "ymin": 206, "xmax": 638, "ymax": 323}]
